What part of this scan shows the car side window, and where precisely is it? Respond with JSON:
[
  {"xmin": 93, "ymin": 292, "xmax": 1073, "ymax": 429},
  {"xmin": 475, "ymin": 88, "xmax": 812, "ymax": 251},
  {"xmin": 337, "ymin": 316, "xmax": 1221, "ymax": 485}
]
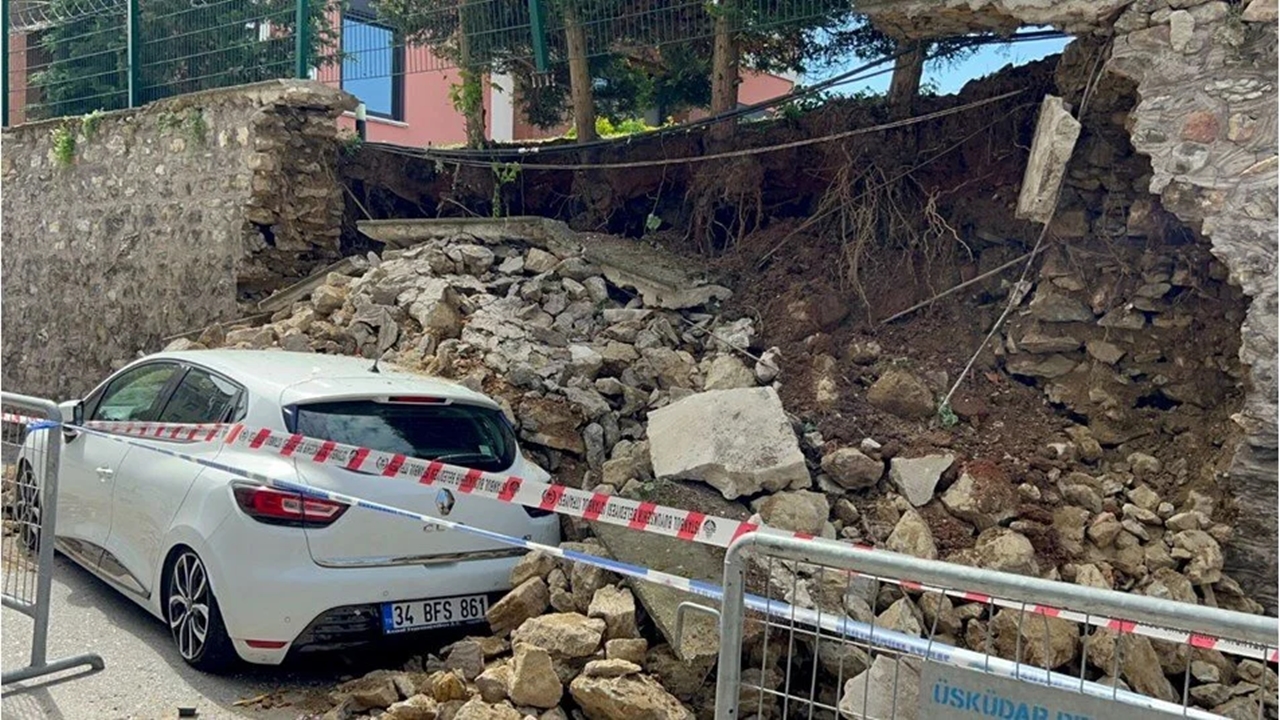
[
  {"xmin": 156, "ymin": 369, "xmax": 240, "ymax": 424},
  {"xmin": 91, "ymin": 364, "xmax": 180, "ymax": 422}
]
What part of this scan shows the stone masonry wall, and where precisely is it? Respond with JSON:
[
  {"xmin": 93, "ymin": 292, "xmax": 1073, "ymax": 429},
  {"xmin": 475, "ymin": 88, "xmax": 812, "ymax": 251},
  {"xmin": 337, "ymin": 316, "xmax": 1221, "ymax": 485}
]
[
  {"xmin": 1108, "ymin": 0, "xmax": 1279, "ymax": 613},
  {"xmin": 1, "ymin": 80, "xmax": 353, "ymax": 400},
  {"xmin": 860, "ymin": 0, "xmax": 1279, "ymax": 610}
]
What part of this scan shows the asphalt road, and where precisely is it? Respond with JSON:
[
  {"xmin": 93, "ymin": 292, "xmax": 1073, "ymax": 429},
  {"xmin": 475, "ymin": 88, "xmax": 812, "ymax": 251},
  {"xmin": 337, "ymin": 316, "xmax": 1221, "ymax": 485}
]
[{"xmin": 1, "ymin": 554, "xmax": 392, "ymax": 720}]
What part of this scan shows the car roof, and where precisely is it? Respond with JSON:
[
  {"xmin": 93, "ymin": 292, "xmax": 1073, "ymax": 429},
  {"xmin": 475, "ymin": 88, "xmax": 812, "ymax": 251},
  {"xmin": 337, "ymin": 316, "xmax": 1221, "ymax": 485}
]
[{"xmin": 148, "ymin": 350, "xmax": 498, "ymax": 409}]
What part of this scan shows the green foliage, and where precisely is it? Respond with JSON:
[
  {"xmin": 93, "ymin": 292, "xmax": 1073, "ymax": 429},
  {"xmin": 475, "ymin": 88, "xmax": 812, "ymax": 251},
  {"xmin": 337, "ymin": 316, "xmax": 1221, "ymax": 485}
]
[
  {"xmin": 157, "ymin": 108, "xmax": 209, "ymax": 146},
  {"xmin": 937, "ymin": 402, "xmax": 958, "ymax": 428},
  {"xmin": 564, "ymin": 114, "xmax": 664, "ymax": 139},
  {"xmin": 30, "ymin": 0, "xmax": 342, "ymax": 120},
  {"xmin": 491, "ymin": 162, "xmax": 521, "ymax": 217},
  {"xmin": 339, "ymin": 130, "xmax": 364, "ymax": 157},
  {"xmin": 81, "ymin": 109, "xmax": 107, "ymax": 139},
  {"xmin": 50, "ymin": 122, "xmax": 77, "ymax": 166}
]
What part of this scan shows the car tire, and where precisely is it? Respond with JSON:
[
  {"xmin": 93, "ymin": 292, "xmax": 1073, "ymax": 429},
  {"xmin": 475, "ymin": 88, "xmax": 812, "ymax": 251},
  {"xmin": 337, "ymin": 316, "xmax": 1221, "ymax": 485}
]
[
  {"xmin": 165, "ymin": 548, "xmax": 237, "ymax": 672},
  {"xmin": 14, "ymin": 462, "xmax": 41, "ymax": 553}
]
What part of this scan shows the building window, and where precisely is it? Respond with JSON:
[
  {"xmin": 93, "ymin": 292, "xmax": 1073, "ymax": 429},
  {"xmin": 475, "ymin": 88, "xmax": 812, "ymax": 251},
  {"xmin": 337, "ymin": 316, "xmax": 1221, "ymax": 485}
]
[{"xmin": 341, "ymin": 12, "xmax": 403, "ymax": 120}]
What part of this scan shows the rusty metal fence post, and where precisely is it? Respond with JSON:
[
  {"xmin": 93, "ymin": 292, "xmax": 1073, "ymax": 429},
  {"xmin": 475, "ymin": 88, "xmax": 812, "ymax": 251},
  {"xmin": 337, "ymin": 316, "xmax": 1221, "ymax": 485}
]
[
  {"xmin": 2, "ymin": 392, "xmax": 104, "ymax": 685},
  {"xmin": 715, "ymin": 531, "xmax": 1279, "ymax": 720}
]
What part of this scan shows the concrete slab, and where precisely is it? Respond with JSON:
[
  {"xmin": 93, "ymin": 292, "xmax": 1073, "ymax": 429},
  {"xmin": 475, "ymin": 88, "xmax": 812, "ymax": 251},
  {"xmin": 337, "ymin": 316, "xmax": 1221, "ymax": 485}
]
[
  {"xmin": 589, "ymin": 481, "xmax": 749, "ymax": 672},
  {"xmin": 581, "ymin": 236, "xmax": 731, "ymax": 310},
  {"xmin": 357, "ymin": 217, "xmax": 579, "ymax": 258}
]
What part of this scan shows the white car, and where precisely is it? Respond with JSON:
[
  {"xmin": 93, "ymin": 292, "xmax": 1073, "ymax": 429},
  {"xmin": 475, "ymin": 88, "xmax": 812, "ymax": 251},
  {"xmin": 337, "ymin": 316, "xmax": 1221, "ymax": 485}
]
[{"xmin": 16, "ymin": 350, "xmax": 560, "ymax": 670}]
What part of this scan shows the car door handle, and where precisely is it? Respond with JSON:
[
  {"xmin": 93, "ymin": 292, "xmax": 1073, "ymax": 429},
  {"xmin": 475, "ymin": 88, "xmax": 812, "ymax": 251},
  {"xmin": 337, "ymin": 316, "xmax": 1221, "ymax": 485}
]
[{"xmin": 96, "ymin": 467, "xmax": 114, "ymax": 481}]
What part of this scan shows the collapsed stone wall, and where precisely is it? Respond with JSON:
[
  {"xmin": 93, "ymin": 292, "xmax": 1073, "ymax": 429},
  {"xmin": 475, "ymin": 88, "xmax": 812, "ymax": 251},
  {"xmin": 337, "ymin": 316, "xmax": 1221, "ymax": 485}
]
[
  {"xmin": 859, "ymin": 0, "xmax": 1280, "ymax": 617},
  {"xmin": 0, "ymin": 80, "xmax": 353, "ymax": 400}
]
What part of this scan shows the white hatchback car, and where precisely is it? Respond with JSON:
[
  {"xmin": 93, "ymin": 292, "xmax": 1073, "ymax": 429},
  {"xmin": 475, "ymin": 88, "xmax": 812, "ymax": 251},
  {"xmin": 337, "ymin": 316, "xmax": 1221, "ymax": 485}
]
[{"xmin": 17, "ymin": 350, "xmax": 560, "ymax": 670}]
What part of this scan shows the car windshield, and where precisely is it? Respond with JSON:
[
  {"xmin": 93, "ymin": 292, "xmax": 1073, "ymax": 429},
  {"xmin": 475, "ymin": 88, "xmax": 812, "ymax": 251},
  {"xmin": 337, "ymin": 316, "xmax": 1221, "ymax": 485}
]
[{"xmin": 292, "ymin": 400, "xmax": 517, "ymax": 473}]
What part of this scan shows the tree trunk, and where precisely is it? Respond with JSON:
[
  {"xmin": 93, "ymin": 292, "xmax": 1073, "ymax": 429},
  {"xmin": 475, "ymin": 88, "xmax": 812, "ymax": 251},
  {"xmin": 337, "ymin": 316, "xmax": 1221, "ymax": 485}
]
[
  {"xmin": 456, "ymin": 24, "xmax": 486, "ymax": 148},
  {"xmin": 887, "ymin": 39, "xmax": 924, "ymax": 119},
  {"xmin": 564, "ymin": 2, "xmax": 595, "ymax": 143},
  {"xmin": 709, "ymin": 0, "xmax": 739, "ymax": 142}
]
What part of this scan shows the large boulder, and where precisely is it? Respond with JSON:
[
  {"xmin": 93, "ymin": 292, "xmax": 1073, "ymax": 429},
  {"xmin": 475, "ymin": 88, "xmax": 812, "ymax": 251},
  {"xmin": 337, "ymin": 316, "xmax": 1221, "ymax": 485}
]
[
  {"xmin": 647, "ymin": 387, "xmax": 808, "ymax": 500},
  {"xmin": 569, "ymin": 673, "xmax": 694, "ymax": 720}
]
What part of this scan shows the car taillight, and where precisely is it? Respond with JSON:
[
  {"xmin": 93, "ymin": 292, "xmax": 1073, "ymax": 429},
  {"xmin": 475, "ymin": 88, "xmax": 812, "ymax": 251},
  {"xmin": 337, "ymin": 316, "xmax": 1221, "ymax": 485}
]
[{"xmin": 233, "ymin": 485, "xmax": 348, "ymax": 528}]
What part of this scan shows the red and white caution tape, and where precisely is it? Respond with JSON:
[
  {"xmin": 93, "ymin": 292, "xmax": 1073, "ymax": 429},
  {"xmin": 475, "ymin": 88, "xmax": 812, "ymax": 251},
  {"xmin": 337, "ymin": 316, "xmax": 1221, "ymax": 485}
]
[{"xmin": 14, "ymin": 414, "xmax": 1280, "ymax": 663}]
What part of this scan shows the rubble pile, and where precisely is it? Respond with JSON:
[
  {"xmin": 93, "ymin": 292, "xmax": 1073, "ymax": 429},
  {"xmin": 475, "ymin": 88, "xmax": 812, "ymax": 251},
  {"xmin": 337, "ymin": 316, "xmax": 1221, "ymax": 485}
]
[
  {"xmin": 320, "ymin": 547, "xmax": 697, "ymax": 720},
  {"xmin": 178, "ymin": 229, "xmax": 1274, "ymax": 718}
]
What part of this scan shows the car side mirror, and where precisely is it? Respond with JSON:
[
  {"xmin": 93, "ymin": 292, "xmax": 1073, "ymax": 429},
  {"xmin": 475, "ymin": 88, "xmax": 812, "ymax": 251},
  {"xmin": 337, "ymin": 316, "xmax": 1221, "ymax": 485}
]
[{"xmin": 58, "ymin": 400, "xmax": 83, "ymax": 442}]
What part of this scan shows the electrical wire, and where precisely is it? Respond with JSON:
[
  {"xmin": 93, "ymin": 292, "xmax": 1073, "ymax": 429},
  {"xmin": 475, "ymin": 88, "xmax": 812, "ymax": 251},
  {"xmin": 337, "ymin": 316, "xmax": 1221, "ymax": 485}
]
[{"xmin": 373, "ymin": 88, "xmax": 1025, "ymax": 171}]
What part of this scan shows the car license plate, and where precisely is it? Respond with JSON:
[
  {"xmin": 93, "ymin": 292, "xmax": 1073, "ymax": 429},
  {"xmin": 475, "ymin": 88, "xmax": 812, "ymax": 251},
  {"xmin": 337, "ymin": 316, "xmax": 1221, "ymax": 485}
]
[{"xmin": 381, "ymin": 594, "xmax": 489, "ymax": 634}]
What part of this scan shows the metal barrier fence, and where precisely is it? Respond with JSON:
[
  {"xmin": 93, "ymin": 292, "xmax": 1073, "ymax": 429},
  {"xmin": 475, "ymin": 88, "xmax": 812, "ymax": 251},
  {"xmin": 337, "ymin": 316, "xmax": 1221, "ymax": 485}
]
[
  {"xmin": 1, "ymin": 392, "xmax": 104, "ymax": 685},
  {"xmin": 715, "ymin": 532, "xmax": 1280, "ymax": 720}
]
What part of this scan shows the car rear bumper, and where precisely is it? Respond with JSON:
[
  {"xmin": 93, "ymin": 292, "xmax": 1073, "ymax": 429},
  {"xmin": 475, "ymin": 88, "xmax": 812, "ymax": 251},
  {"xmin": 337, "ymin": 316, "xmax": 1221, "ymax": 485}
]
[{"xmin": 206, "ymin": 510, "xmax": 559, "ymax": 665}]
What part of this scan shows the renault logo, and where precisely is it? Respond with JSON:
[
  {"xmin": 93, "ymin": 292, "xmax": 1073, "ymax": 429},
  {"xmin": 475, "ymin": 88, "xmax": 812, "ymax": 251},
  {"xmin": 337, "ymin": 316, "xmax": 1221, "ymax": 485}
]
[{"xmin": 435, "ymin": 489, "xmax": 456, "ymax": 516}]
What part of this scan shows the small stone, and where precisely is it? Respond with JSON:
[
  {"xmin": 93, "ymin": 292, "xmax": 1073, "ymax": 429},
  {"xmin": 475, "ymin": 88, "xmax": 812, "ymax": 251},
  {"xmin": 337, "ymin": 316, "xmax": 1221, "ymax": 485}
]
[
  {"xmin": 385, "ymin": 694, "xmax": 440, "ymax": 720},
  {"xmin": 702, "ymin": 354, "xmax": 756, "ymax": 390},
  {"xmin": 755, "ymin": 490, "xmax": 830, "ymax": 535},
  {"xmin": 476, "ymin": 665, "xmax": 512, "ymax": 703},
  {"xmin": 940, "ymin": 464, "xmax": 1018, "ymax": 530},
  {"xmin": 487, "ymin": 578, "xmax": 550, "ymax": 636},
  {"xmin": 525, "ymin": 249, "xmax": 559, "ymax": 274},
  {"xmin": 1029, "ymin": 290, "xmax": 1093, "ymax": 323},
  {"xmin": 1128, "ymin": 453, "xmax": 1162, "ymax": 477},
  {"xmin": 1165, "ymin": 510, "xmax": 1209, "ymax": 532},
  {"xmin": 1180, "ymin": 111, "xmax": 1220, "ymax": 144},
  {"xmin": 1018, "ymin": 332, "xmax": 1082, "ymax": 354},
  {"xmin": 587, "ymin": 585, "xmax": 640, "ymax": 640},
  {"xmin": 1242, "ymin": 0, "xmax": 1278, "ymax": 21},
  {"xmin": 876, "ymin": 597, "xmax": 924, "ymax": 636},
  {"xmin": 867, "ymin": 368, "xmax": 936, "ymax": 420},
  {"xmin": 453, "ymin": 698, "xmax": 522, "ymax": 720},
  {"xmin": 1127, "ymin": 483, "xmax": 1160, "ymax": 510},
  {"xmin": 1085, "ymin": 340, "xmax": 1126, "ymax": 365},
  {"xmin": 888, "ymin": 454, "xmax": 955, "ymax": 507},
  {"xmin": 511, "ymin": 552, "xmax": 559, "ymax": 587},
  {"xmin": 820, "ymin": 447, "xmax": 883, "ymax": 490},
  {"xmin": 444, "ymin": 640, "xmax": 485, "ymax": 681},
  {"xmin": 1169, "ymin": 10, "xmax": 1195, "ymax": 52},
  {"xmin": 508, "ymin": 644, "xmax": 563, "ymax": 709},
  {"xmin": 582, "ymin": 659, "xmax": 642, "ymax": 678},
  {"xmin": 754, "ymin": 347, "xmax": 782, "ymax": 383},
  {"xmin": 510, "ymin": 614, "xmax": 605, "ymax": 659},
  {"xmin": 569, "ymin": 673, "xmax": 694, "ymax": 720},
  {"xmin": 1098, "ymin": 308, "xmax": 1146, "ymax": 330},
  {"xmin": 885, "ymin": 508, "xmax": 938, "ymax": 560},
  {"xmin": 1172, "ymin": 530, "xmax": 1224, "ymax": 584},
  {"xmin": 605, "ymin": 638, "xmax": 648, "ymax": 666}
]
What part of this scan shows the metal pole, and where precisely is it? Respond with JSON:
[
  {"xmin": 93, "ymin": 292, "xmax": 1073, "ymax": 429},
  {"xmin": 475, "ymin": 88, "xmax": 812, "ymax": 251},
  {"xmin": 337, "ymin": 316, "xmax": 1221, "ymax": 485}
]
[
  {"xmin": 526, "ymin": 0, "xmax": 548, "ymax": 74},
  {"xmin": 126, "ymin": 0, "xmax": 140, "ymax": 107},
  {"xmin": 2, "ymin": 0, "xmax": 10, "ymax": 127},
  {"xmin": 294, "ymin": 0, "xmax": 309, "ymax": 79},
  {"xmin": 713, "ymin": 533, "xmax": 752, "ymax": 720}
]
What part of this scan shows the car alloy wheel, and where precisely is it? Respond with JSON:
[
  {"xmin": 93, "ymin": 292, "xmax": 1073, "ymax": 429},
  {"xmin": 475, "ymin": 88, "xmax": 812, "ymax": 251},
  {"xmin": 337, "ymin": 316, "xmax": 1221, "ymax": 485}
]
[
  {"xmin": 14, "ymin": 464, "xmax": 40, "ymax": 552},
  {"xmin": 168, "ymin": 551, "xmax": 211, "ymax": 661}
]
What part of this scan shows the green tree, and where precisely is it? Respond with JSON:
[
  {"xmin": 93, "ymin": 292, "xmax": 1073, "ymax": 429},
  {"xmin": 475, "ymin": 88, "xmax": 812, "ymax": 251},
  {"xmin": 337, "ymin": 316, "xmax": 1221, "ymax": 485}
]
[{"xmin": 31, "ymin": 0, "xmax": 340, "ymax": 120}]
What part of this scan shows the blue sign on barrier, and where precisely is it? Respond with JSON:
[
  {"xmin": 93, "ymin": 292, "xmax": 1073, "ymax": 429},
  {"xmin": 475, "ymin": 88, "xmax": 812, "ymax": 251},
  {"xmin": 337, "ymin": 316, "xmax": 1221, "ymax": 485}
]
[{"xmin": 920, "ymin": 663, "xmax": 1173, "ymax": 720}]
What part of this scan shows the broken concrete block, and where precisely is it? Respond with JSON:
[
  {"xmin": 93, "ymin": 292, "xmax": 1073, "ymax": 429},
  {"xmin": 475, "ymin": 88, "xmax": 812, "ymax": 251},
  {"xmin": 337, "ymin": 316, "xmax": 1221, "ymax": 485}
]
[
  {"xmin": 1016, "ymin": 95, "xmax": 1082, "ymax": 224},
  {"xmin": 647, "ymin": 387, "xmax": 808, "ymax": 500}
]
